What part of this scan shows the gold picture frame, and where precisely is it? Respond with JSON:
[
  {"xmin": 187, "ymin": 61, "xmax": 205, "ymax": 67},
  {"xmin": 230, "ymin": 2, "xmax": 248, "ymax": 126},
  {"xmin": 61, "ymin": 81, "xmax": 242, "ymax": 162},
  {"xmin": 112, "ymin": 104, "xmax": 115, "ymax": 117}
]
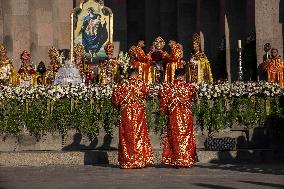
[{"xmin": 71, "ymin": 0, "xmax": 113, "ymax": 63}]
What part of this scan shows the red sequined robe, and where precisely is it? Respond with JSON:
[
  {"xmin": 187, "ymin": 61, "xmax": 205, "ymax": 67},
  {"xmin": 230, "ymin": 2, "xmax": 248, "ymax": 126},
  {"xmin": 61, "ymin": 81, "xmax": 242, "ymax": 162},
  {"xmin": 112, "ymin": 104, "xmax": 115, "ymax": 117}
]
[
  {"xmin": 112, "ymin": 77, "xmax": 154, "ymax": 168},
  {"xmin": 129, "ymin": 46, "xmax": 152, "ymax": 84},
  {"xmin": 158, "ymin": 79, "xmax": 197, "ymax": 167},
  {"xmin": 265, "ymin": 58, "xmax": 284, "ymax": 88},
  {"xmin": 163, "ymin": 46, "xmax": 183, "ymax": 83}
]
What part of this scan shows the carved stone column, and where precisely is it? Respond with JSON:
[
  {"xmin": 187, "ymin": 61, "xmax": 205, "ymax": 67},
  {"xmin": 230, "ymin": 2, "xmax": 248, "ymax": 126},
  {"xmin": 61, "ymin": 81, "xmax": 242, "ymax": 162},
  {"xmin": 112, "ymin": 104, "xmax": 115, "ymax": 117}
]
[
  {"xmin": 255, "ymin": 0, "xmax": 283, "ymax": 66},
  {"xmin": 2, "ymin": 0, "xmax": 31, "ymax": 69}
]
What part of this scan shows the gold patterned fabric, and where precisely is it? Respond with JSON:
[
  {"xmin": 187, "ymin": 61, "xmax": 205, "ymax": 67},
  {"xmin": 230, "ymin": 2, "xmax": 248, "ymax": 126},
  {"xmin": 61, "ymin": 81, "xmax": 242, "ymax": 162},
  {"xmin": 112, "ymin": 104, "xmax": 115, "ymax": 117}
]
[
  {"xmin": 0, "ymin": 59, "xmax": 16, "ymax": 85},
  {"xmin": 98, "ymin": 58, "xmax": 118, "ymax": 85},
  {"xmin": 163, "ymin": 45, "xmax": 183, "ymax": 83},
  {"xmin": 45, "ymin": 47, "xmax": 61, "ymax": 85},
  {"xmin": 189, "ymin": 33, "xmax": 213, "ymax": 84},
  {"xmin": 159, "ymin": 79, "xmax": 197, "ymax": 167},
  {"xmin": 74, "ymin": 44, "xmax": 93, "ymax": 83},
  {"xmin": 189, "ymin": 52, "xmax": 213, "ymax": 84},
  {"xmin": 112, "ymin": 77, "xmax": 154, "ymax": 169},
  {"xmin": 0, "ymin": 44, "xmax": 17, "ymax": 85},
  {"xmin": 129, "ymin": 46, "xmax": 152, "ymax": 84}
]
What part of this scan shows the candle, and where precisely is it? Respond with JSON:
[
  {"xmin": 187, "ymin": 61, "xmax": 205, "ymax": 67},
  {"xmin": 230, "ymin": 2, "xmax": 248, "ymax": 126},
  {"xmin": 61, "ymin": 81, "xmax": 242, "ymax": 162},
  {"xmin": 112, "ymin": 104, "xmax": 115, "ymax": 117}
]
[
  {"xmin": 71, "ymin": 13, "xmax": 74, "ymax": 63},
  {"xmin": 238, "ymin": 40, "xmax": 242, "ymax": 49}
]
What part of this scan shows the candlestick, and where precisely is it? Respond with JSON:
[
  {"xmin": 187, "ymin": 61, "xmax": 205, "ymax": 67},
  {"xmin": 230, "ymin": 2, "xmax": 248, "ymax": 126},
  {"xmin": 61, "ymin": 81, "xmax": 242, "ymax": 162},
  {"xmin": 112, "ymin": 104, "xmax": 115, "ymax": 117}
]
[
  {"xmin": 266, "ymin": 52, "xmax": 269, "ymax": 60},
  {"xmin": 238, "ymin": 40, "xmax": 242, "ymax": 49},
  {"xmin": 264, "ymin": 43, "xmax": 271, "ymax": 61},
  {"xmin": 237, "ymin": 47, "xmax": 243, "ymax": 81},
  {"xmin": 70, "ymin": 13, "xmax": 74, "ymax": 63}
]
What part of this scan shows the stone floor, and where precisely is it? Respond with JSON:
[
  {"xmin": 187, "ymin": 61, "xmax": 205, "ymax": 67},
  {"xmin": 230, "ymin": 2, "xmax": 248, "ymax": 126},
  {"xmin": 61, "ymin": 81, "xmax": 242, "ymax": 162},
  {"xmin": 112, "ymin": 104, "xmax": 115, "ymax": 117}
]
[
  {"xmin": 0, "ymin": 163, "xmax": 284, "ymax": 189},
  {"xmin": 1, "ymin": 149, "xmax": 284, "ymax": 167}
]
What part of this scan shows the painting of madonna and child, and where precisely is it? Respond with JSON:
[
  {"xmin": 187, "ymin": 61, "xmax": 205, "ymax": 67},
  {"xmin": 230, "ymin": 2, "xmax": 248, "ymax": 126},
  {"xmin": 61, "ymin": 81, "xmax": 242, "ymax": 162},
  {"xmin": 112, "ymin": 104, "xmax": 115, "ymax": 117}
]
[{"xmin": 73, "ymin": 0, "xmax": 113, "ymax": 63}]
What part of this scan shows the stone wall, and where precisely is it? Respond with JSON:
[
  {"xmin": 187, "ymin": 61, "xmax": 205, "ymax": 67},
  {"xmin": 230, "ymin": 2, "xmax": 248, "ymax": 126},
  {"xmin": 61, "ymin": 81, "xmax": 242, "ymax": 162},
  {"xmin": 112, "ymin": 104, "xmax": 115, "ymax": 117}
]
[
  {"xmin": 0, "ymin": 0, "xmax": 283, "ymax": 81},
  {"xmin": 255, "ymin": 0, "xmax": 283, "ymax": 69},
  {"xmin": 0, "ymin": 1, "xmax": 3, "ymax": 45},
  {"xmin": 1, "ymin": 126, "xmax": 283, "ymax": 152},
  {"xmin": 2, "ymin": 0, "xmax": 31, "ymax": 70},
  {"xmin": 0, "ymin": 0, "xmax": 73, "ymax": 70}
]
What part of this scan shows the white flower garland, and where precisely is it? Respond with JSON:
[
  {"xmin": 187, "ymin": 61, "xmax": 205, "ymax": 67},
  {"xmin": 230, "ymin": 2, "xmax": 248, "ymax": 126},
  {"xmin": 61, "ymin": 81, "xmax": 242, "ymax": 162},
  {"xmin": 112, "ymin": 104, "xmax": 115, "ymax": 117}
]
[{"xmin": 0, "ymin": 82, "xmax": 283, "ymax": 102}]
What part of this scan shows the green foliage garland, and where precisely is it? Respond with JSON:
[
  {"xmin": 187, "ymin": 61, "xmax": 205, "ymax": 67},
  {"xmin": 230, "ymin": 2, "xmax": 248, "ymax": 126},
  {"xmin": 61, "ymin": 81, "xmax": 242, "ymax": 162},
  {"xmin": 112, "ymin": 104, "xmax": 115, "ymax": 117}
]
[{"xmin": 0, "ymin": 94, "xmax": 283, "ymax": 138}]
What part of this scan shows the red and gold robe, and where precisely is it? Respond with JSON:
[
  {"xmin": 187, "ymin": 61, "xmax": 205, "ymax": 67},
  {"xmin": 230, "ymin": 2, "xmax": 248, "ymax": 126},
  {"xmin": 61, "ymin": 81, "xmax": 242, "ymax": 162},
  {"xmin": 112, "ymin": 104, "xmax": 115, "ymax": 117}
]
[
  {"xmin": 267, "ymin": 58, "xmax": 281, "ymax": 83},
  {"xmin": 163, "ymin": 46, "xmax": 183, "ymax": 83},
  {"xmin": 278, "ymin": 60, "xmax": 284, "ymax": 88},
  {"xmin": 158, "ymin": 79, "xmax": 197, "ymax": 167},
  {"xmin": 263, "ymin": 57, "xmax": 284, "ymax": 88},
  {"xmin": 112, "ymin": 77, "xmax": 154, "ymax": 168},
  {"xmin": 129, "ymin": 46, "xmax": 152, "ymax": 84}
]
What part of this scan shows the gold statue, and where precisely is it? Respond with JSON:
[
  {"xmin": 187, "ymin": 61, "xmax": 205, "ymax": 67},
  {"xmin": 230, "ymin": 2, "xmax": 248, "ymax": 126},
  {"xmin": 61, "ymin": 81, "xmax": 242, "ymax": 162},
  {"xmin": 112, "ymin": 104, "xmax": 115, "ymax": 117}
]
[
  {"xmin": 98, "ymin": 42, "xmax": 118, "ymax": 84},
  {"xmin": 17, "ymin": 50, "xmax": 37, "ymax": 87},
  {"xmin": 0, "ymin": 44, "xmax": 17, "ymax": 85},
  {"xmin": 74, "ymin": 44, "xmax": 93, "ymax": 84},
  {"xmin": 188, "ymin": 33, "xmax": 213, "ymax": 84},
  {"xmin": 45, "ymin": 47, "xmax": 61, "ymax": 85}
]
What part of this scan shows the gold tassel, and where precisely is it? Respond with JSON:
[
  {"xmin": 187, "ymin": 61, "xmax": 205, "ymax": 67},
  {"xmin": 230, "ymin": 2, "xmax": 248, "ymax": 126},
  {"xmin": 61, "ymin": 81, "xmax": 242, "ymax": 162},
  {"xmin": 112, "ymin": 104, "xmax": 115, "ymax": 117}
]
[
  {"xmin": 71, "ymin": 98, "xmax": 74, "ymax": 112},
  {"xmin": 47, "ymin": 99, "xmax": 50, "ymax": 114},
  {"xmin": 251, "ymin": 96, "xmax": 256, "ymax": 107},
  {"xmin": 25, "ymin": 100, "xmax": 29, "ymax": 113},
  {"xmin": 224, "ymin": 97, "xmax": 228, "ymax": 112},
  {"xmin": 265, "ymin": 97, "xmax": 270, "ymax": 116},
  {"xmin": 50, "ymin": 100, "xmax": 54, "ymax": 114},
  {"xmin": 75, "ymin": 98, "xmax": 78, "ymax": 110},
  {"xmin": 90, "ymin": 99, "xmax": 94, "ymax": 110}
]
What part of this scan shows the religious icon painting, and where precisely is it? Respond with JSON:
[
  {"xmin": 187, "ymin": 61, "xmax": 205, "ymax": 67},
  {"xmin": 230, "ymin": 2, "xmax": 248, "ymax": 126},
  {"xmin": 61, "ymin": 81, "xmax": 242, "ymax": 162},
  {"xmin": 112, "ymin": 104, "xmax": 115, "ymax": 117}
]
[{"xmin": 72, "ymin": 0, "xmax": 113, "ymax": 63}]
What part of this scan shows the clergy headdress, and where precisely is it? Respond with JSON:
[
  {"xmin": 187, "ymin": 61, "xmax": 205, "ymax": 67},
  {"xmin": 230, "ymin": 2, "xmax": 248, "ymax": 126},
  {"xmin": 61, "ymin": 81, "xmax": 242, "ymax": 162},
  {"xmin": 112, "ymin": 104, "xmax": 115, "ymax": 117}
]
[
  {"xmin": 153, "ymin": 36, "xmax": 165, "ymax": 50},
  {"xmin": 193, "ymin": 33, "xmax": 201, "ymax": 46}
]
